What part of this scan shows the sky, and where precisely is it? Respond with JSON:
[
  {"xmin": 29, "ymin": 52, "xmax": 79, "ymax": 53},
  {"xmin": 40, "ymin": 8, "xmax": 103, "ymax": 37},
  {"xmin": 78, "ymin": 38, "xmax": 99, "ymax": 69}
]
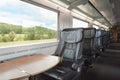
[{"xmin": 0, "ymin": 0, "xmax": 58, "ymax": 30}]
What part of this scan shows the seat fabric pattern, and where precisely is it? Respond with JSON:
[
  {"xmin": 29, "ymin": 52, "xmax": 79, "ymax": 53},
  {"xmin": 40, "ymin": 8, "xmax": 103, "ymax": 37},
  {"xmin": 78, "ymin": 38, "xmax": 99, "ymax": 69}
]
[
  {"xmin": 82, "ymin": 28, "xmax": 96, "ymax": 65},
  {"xmin": 94, "ymin": 29, "xmax": 102, "ymax": 57},
  {"xmin": 95, "ymin": 29, "xmax": 102, "ymax": 49},
  {"xmin": 83, "ymin": 28, "xmax": 96, "ymax": 56},
  {"xmin": 101, "ymin": 30, "xmax": 107, "ymax": 49},
  {"xmin": 106, "ymin": 31, "xmax": 111, "ymax": 47}
]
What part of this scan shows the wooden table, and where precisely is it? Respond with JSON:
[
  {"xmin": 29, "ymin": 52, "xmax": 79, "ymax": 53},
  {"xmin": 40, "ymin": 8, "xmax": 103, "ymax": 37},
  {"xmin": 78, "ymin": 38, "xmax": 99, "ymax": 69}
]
[
  {"xmin": 0, "ymin": 54, "xmax": 60, "ymax": 80},
  {"xmin": 0, "ymin": 60, "xmax": 29, "ymax": 80}
]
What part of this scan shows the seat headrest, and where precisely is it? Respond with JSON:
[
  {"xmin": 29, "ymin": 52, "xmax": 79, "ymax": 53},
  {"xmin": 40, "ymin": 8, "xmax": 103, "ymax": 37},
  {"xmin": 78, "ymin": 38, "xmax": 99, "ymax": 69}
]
[
  {"xmin": 61, "ymin": 28, "xmax": 83, "ymax": 43},
  {"xmin": 101, "ymin": 30, "xmax": 106, "ymax": 36},
  {"xmin": 83, "ymin": 28, "xmax": 96, "ymax": 39},
  {"xmin": 95, "ymin": 29, "xmax": 102, "ymax": 37}
]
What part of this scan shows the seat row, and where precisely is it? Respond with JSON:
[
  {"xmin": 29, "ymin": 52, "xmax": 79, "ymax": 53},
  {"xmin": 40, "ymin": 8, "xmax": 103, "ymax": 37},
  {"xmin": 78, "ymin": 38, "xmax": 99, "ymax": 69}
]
[
  {"xmin": 39, "ymin": 28, "xmax": 112, "ymax": 80},
  {"xmin": 85, "ymin": 35, "xmax": 120, "ymax": 80}
]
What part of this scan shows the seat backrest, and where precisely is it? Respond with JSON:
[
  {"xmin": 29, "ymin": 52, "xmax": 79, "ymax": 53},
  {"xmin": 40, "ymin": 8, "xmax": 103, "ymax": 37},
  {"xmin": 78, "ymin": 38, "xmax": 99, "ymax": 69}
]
[
  {"xmin": 83, "ymin": 28, "xmax": 96, "ymax": 57},
  {"xmin": 54, "ymin": 28, "xmax": 84, "ymax": 67},
  {"xmin": 93, "ymin": 29, "xmax": 104, "ymax": 57},
  {"xmin": 106, "ymin": 31, "xmax": 111, "ymax": 47},
  {"xmin": 94, "ymin": 29, "xmax": 102, "ymax": 51},
  {"xmin": 110, "ymin": 31, "xmax": 114, "ymax": 43},
  {"xmin": 101, "ymin": 30, "xmax": 107, "ymax": 49}
]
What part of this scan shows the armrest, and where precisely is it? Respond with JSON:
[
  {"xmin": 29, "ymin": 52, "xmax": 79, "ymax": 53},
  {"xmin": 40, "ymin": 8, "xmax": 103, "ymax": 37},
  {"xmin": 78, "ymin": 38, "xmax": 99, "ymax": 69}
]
[{"xmin": 71, "ymin": 59, "xmax": 84, "ymax": 72}]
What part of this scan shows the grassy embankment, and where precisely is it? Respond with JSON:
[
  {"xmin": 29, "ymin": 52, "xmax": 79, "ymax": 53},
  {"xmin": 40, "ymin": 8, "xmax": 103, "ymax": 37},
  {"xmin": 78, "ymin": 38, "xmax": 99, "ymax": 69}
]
[
  {"xmin": 0, "ymin": 39, "xmax": 56, "ymax": 46},
  {"xmin": 0, "ymin": 34, "xmax": 56, "ymax": 46}
]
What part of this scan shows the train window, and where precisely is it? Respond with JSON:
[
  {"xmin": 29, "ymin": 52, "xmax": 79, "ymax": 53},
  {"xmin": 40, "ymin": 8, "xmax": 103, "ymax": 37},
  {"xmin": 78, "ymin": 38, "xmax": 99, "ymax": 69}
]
[
  {"xmin": 93, "ymin": 25, "xmax": 99, "ymax": 29},
  {"xmin": 73, "ymin": 18, "xmax": 88, "ymax": 28},
  {"xmin": 0, "ymin": 0, "xmax": 58, "ymax": 47}
]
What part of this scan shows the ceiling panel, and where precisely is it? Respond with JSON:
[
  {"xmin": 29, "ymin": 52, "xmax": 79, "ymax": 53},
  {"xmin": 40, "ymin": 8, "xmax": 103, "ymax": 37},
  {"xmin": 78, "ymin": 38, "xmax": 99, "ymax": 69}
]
[
  {"xmin": 110, "ymin": 0, "xmax": 120, "ymax": 25},
  {"xmin": 77, "ymin": 3, "xmax": 101, "ymax": 19},
  {"xmin": 48, "ymin": 0, "xmax": 112, "ymax": 27},
  {"xmin": 90, "ymin": 0, "xmax": 116, "ymax": 25}
]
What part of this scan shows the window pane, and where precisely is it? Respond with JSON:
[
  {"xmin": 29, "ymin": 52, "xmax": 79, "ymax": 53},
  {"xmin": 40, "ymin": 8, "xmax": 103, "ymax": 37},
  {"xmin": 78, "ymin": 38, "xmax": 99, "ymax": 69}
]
[
  {"xmin": 73, "ymin": 18, "xmax": 88, "ymax": 28},
  {"xmin": 0, "ymin": 0, "xmax": 58, "ymax": 46},
  {"xmin": 93, "ymin": 25, "xmax": 99, "ymax": 29}
]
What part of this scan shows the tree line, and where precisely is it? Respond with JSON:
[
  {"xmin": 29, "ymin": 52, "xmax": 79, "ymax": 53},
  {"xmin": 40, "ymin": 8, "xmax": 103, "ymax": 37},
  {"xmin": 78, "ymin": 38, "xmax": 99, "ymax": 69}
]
[{"xmin": 0, "ymin": 23, "xmax": 57, "ymax": 42}]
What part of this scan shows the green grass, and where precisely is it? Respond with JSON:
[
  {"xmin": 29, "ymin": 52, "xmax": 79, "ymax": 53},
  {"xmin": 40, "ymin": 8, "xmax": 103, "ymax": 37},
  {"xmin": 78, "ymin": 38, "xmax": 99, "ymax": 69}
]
[{"xmin": 0, "ymin": 39, "xmax": 57, "ymax": 47}]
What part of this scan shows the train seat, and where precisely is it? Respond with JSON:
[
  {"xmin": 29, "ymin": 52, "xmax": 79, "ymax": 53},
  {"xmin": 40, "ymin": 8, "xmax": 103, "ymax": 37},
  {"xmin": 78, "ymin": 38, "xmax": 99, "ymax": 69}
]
[
  {"xmin": 82, "ymin": 28, "xmax": 96, "ymax": 66},
  {"xmin": 43, "ymin": 28, "xmax": 84, "ymax": 80}
]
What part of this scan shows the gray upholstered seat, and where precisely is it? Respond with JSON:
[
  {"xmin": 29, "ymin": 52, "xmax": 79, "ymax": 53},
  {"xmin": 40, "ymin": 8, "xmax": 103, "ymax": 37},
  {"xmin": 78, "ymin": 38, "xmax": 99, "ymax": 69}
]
[
  {"xmin": 43, "ymin": 28, "xmax": 84, "ymax": 80},
  {"xmin": 94, "ymin": 29, "xmax": 103, "ymax": 57},
  {"xmin": 101, "ymin": 30, "xmax": 107, "ymax": 50},
  {"xmin": 82, "ymin": 28, "xmax": 96, "ymax": 66},
  {"xmin": 106, "ymin": 31, "xmax": 111, "ymax": 47}
]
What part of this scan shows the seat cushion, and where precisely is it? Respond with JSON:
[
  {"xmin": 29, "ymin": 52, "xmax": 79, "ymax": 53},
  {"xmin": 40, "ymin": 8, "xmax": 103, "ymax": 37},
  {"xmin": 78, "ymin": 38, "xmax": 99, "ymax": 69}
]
[{"xmin": 44, "ymin": 66, "xmax": 77, "ymax": 80}]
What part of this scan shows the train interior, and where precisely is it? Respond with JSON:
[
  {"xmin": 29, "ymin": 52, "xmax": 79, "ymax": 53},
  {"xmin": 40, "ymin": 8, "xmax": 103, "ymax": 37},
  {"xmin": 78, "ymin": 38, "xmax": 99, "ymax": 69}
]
[{"xmin": 1, "ymin": 0, "xmax": 120, "ymax": 80}]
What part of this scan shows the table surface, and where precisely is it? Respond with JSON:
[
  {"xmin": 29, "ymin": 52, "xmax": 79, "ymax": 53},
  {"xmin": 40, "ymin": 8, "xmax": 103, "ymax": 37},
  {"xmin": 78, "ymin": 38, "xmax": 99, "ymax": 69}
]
[
  {"xmin": 0, "ymin": 60, "xmax": 29, "ymax": 80},
  {"xmin": 0, "ymin": 54, "xmax": 60, "ymax": 80}
]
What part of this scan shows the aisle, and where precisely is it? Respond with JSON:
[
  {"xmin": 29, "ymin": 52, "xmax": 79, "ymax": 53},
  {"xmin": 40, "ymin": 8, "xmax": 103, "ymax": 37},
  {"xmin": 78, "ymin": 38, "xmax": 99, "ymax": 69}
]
[{"xmin": 85, "ymin": 43, "xmax": 120, "ymax": 80}]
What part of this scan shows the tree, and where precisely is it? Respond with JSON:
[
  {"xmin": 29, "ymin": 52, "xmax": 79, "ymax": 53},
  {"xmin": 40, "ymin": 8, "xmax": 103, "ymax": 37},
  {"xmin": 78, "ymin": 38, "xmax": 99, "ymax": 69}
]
[
  {"xmin": 0, "ymin": 23, "xmax": 22, "ymax": 34},
  {"xmin": 0, "ymin": 35, "xmax": 2, "ymax": 42},
  {"xmin": 0, "ymin": 22, "xmax": 57, "ymax": 41},
  {"xmin": 8, "ymin": 31, "xmax": 16, "ymax": 41},
  {"xmin": 2, "ymin": 35, "xmax": 10, "ymax": 42},
  {"xmin": 24, "ymin": 28, "xmax": 35, "ymax": 40}
]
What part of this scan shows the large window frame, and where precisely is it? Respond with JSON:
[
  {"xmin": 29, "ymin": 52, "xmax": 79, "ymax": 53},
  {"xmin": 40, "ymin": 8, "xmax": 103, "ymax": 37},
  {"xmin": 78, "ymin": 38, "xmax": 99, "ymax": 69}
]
[{"xmin": 0, "ymin": 0, "xmax": 59, "ymax": 47}]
